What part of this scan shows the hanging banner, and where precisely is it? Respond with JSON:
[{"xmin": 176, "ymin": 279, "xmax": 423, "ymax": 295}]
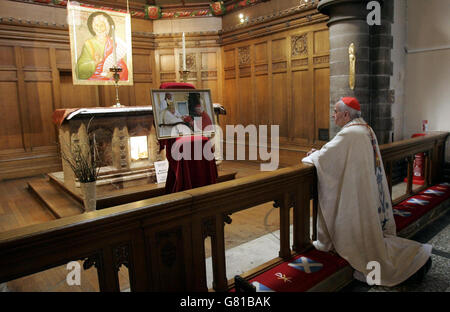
[{"xmin": 67, "ymin": 2, "xmax": 133, "ymax": 85}]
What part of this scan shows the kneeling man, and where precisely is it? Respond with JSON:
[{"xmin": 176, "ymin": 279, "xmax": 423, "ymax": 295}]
[{"xmin": 302, "ymin": 97, "xmax": 432, "ymax": 286}]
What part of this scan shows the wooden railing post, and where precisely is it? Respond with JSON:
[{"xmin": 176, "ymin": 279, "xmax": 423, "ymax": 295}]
[
  {"xmin": 292, "ymin": 182, "xmax": 311, "ymax": 253},
  {"xmin": 211, "ymin": 214, "xmax": 227, "ymax": 291},
  {"xmin": 406, "ymin": 156, "xmax": 414, "ymax": 196},
  {"xmin": 278, "ymin": 192, "xmax": 291, "ymax": 259},
  {"xmin": 99, "ymin": 246, "xmax": 120, "ymax": 292},
  {"xmin": 191, "ymin": 217, "xmax": 208, "ymax": 291},
  {"xmin": 128, "ymin": 229, "xmax": 151, "ymax": 291},
  {"xmin": 384, "ymin": 160, "xmax": 393, "ymax": 198}
]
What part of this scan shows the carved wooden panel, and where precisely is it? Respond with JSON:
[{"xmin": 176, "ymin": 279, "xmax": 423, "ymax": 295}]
[
  {"xmin": 314, "ymin": 30, "xmax": 330, "ymax": 55},
  {"xmin": 201, "ymin": 52, "xmax": 217, "ymax": 70},
  {"xmin": 292, "ymin": 70, "xmax": 313, "ymax": 142},
  {"xmin": 272, "ymin": 38, "xmax": 286, "ymax": 61},
  {"xmin": 55, "ymin": 49, "xmax": 71, "ymax": 69},
  {"xmin": 178, "ymin": 53, "xmax": 196, "ymax": 71},
  {"xmin": 314, "ymin": 67, "xmax": 330, "ymax": 142},
  {"xmin": 0, "ymin": 82, "xmax": 23, "ymax": 150},
  {"xmin": 0, "ymin": 46, "xmax": 16, "ymax": 67},
  {"xmin": 291, "ymin": 34, "xmax": 308, "ymax": 57},
  {"xmin": 59, "ymin": 72, "xmax": 99, "ymax": 109},
  {"xmin": 22, "ymin": 47, "xmax": 50, "ymax": 69},
  {"xmin": 272, "ymin": 72, "xmax": 289, "ymax": 139},
  {"xmin": 160, "ymin": 54, "xmax": 175, "ymax": 72},
  {"xmin": 238, "ymin": 46, "xmax": 251, "ymax": 66},
  {"xmin": 153, "ymin": 228, "xmax": 186, "ymax": 291},
  {"xmin": 133, "ymin": 53, "xmax": 152, "ymax": 73},
  {"xmin": 254, "ymin": 42, "xmax": 267, "ymax": 64},
  {"xmin": 26, "ymin": 81, "xmax": 56, "ymax": 147},
  {"xmin": 224, "ymin": 49, "xmax": 235, "ymax": 68}
]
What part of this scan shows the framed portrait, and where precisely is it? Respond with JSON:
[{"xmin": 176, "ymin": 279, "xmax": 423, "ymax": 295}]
[
  {"xmin": 67, "ymin": 2, "xmax": 133, "ymax": 85},
  {"xmin": 151, "ymin": 89, "xmax": 216, "ymax": 140}
]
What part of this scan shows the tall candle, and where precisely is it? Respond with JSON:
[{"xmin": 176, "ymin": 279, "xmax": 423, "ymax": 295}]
[
  {"xmin": 112, "ymin": 25, "xmax": 117, "ymax": 66},
  {"xmin": 182, "ymin": 32, "xmax": 186, "ymax": 71}
]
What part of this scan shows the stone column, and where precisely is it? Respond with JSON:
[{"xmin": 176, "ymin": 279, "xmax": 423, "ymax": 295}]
[{"xmin": 317, "ymin": 0, "xmax": 394, "ymax": 144}]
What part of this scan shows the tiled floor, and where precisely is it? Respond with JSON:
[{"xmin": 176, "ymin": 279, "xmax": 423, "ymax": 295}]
[{"xmin": 341, "ymin": 209, "xmax": 450, "ymax": 292}]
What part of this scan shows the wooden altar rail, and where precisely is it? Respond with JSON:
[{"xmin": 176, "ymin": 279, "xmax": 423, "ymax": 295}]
[
  {"xmin": 0, "ymin": 132, "xmax": 447, "ymax": 292},
  {"xmin": 380, "ymin": 132, "xmax": 448, "ymax": 205}
]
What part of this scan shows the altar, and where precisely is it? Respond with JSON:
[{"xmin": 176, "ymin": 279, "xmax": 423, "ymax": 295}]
[{"xmin": 28, "ymin": 104, "xmax": 232, "ymax": 218}]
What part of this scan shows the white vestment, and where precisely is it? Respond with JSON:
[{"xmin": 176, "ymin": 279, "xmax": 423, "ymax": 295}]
[
  {"xmin": 302, "ymin": 117, "xmax": 431, "ymax": 286},
  {"xmin": 159, "ymin": 109, "xmax": 191, "ymax": 137}
]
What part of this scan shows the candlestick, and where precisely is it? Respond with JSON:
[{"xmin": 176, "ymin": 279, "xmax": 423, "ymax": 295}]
[{"xmin": 182, "ymin": 32, "xmax": 186, "ymax": 71}]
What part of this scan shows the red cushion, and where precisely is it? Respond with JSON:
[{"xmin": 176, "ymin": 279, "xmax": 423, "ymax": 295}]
[
  {"xmin": 232, "ymin": 250, "xmax": 349, "ymax": 292},
  {"xmin": 159, "ymin": 82, "xmax": 195, "ymax": 89},
  {"xmin": 393, "ymin": 183, "xmax": 450, "ymax": 231}
]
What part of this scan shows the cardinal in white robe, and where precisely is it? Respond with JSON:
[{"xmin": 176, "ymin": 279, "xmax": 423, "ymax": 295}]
[{"xmin": 302, "ymin": 97, "xmax": 432, "ymax": 286}]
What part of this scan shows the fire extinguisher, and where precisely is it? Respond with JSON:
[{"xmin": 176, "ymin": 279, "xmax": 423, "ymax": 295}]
[{"xmin": 411, "ymin": 133, "xmax": 426, "ymax": 185}]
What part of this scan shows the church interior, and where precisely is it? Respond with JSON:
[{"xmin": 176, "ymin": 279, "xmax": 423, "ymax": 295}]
[{"xmin": 0, "ymin": 0, "xmax": 449, "ymax": 293}]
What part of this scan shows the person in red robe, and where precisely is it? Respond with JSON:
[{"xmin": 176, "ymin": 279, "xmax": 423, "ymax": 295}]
[{"xmin": 185, "ymin": 92, "xmax": 212, "ymax": 132}]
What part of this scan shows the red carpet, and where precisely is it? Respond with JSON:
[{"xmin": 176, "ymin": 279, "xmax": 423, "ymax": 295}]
[{"xmin": 393, "ymin": 182, "xmax": 450, "ymax": 231}]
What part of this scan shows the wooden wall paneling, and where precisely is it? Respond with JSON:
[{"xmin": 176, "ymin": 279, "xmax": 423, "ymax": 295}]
[
  {"xmin": 0, "ymin": 81, "xmax": 23, "ymax": 151},
  {"xmin": 271, "ymin": 38, "xmax": 289, "ymax": 143},
  {"xmin": 25, "ymin": 81, "xmax": 56, "ymax": 148},
  {"xmin": 0, "ymin": 45, "xmax": 25, "ymax": 152},
  {"xmin": 223, "ymin": 48, "xmax": 237, "ymax": 127},
  {"xmin": 54, "ymin": 49, "xmax": 71, "ymax": 71},
  {"xmin": 221, "ymin": 22, "xmax": 329, "ymax": 152},
  {"xmin": 200, "ymin": 50, "xmax": 220, "ymax": 103},
  {"xmin": 314, "ymin": 67, "xmax": 330, "ymax": 143},
  {"xmin": 59, "ymin": 72, "xmax": 99, "ymax": 109},
  {"xmin": 132, "ymin": 49, "xmax": 154, "ymax": 106},
  {"xmin": 14, "ymin": 46, "xmax": 31, "ymax": 152},
  {"xmin": 158, "ymin": 51, "xmax": 176, "ymax": 83},
  {"xmin": 254, "ymin": 41, "xmax": 270, "ymax": 127},
  {"xmin": 49, "ymin": 48, "xmax": 62, "ymax": 111},
  {"xmin": 238, "ymin": 46, "xmax": 252, "ymax": 126},
  {"xmin": 312, "ymin": 28, "xmax": 330, "ymax": 144}
]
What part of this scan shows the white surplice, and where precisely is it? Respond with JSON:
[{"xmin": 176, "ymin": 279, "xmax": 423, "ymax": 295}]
[{"xmin": 302, "ymin": 117, "xmax": 431, "ymax": 286}]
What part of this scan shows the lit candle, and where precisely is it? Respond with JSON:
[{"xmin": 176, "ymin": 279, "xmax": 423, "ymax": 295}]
[
  {"xmin": 182, "ymin": 32, "xmax": 186, "ymax": 71},
  {"xmin": 112, "ymin": 24, "xmax": 117, "ymax": 66}
]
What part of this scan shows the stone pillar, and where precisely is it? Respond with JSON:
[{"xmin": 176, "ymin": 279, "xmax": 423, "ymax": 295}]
[{"xmin": 318, "ymin": 0, "xmax": 394, "ymax": 144}]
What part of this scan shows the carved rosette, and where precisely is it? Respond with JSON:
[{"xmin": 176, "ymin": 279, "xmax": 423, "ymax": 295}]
[
  {"xmin": 160, "ymin": 241, "xmax": 177, "ymax": 267},
  {"xmin": 113, "ymin": 244, "xmax": 131, "ymax": 271},
  {"xmin": 179, "ymin": 53, "xmax": 196, "ymax": 71},
  {"xmin": 202, "ymin": 217, "xmax": 215, "ymax": 239},
  {"xmin": 238, "ymin": 46, "xmax": 250, "ymax": 66},
  {"xmin": 291, "ymin": 34, "xmax": 308, "ymax": 57},
  {"xmin": 82, "ymin": 253, "xmax": 102, "ymax": 271}
]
